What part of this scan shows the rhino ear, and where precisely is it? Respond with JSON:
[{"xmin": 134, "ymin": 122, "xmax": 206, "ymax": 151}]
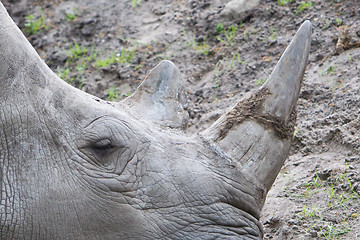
[
  {"xmin": 123, "ymin": 60, "xmax": 189, "ymax": 130},
  {"xmin": 202, "ymin": 21, "xmax": 311, "ymax": 191}
]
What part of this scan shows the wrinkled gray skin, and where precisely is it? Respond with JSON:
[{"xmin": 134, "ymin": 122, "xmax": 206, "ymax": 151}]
[{"xmin": 0, "ymin": 2, "xmax": 311, "ymax": 239}]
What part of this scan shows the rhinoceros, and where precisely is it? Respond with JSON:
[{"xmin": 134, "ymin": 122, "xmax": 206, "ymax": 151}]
[{"xmin": 0, "ymin": 2, "xmax": 311, "ymax": 239}]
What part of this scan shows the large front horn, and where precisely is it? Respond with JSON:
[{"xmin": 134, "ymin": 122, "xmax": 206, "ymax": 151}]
[{"xmin": 202, "ymin": 21, "xmax": 311, "ymax": 192}]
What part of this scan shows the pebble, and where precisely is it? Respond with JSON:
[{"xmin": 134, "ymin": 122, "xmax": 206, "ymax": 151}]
[
  {"xmin": 288, "ymin": 219, "xmax": 298, "ymax": 225},
  {"xmin": 292, "ymin": 225, "xmax": 299, "ymax": 231},
  {"xmin": 310, "ymin": 230, "xmax": 318, "ymax": 237},
  {"xmin": 220, "ymin": 0, "xmax": 260, "ymax": 21}
]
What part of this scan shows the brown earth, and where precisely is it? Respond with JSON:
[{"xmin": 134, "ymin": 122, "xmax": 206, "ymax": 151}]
[{"xmin": 3, "ymin": 0, "xmax": 359, "ymax": 239}]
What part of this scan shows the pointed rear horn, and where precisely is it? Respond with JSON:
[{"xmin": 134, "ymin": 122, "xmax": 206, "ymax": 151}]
[
  {"xmin": 202, "ymin": 21, "xmax": 311, "ymax": 191},
  {"xmin": 123, "ymin": 60, "xmax": 189, "ymax": 130}
]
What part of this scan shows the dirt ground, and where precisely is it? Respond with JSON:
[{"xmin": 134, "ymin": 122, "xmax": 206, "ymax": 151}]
[{"xmin": 3, "ymin": 0, "xmax": 359, "ymax": 239}]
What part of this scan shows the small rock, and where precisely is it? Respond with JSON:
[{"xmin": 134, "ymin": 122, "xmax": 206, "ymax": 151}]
[
  {"xmin": 194, "ymin": 89, "xmax": 203, "ymax": 97},
  {"xmin": 196, "ymin": 35, "xmax": 205, "ymax": 42},
  {"xmin": 288, "ymin": 219, "xmax": 298, "ymax": 225},
  {"xmin": 292, "ymin": 225, "xmax": 299, "ymax": 231},
  {"xmin": 293, "ymin": 161, "xmax": 302, "ymax": 166},
  {"xmin": 353, "ymin": 182, "xmax": 360, "ymax": 194},
  {"xmin": 315, "ymin": 53, "xmax": 324, "ymax": 62},
  {"xmin": 317, "ymin": 169, "xmax": 332, "ymax": 180},
  {"xmin": 152, "ymin": 7, "xmax": 166, "ymax": 16},
  {"xmin": 220, "ymin": 0, "xmax": 260, "ymax": 21},
  {"xmin": 281, "ymin": 226, "xmax": 290, "ymax": 235}
]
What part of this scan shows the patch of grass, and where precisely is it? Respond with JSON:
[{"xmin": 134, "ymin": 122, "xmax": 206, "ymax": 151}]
[
  {"xmin": 322, "ymin": 65, "xmax": 336, "ymax": 76},
  {"xmin": 294, "ymin": 170, "xmax": 359, "ymax": 238},
  {"xmin": 24, "ymin": 10, "xmax": 48, "ymax": 35},
  {"xmin": 116, "ymin": 48, "xmax": 135, "ymax": 64},
  {"xmin": 95, "ymin": 54, "xmax": 116, "ymax": 68},
  {"xmin": 65, "ymin": 9, "xmax": 78, "ymax": 21},
  {"xmin": 132, "ymin": 0, "xmax": 142, "ymax": 7},
  {"xmin": 255, "ymin": 78, "xmax": 266, "ymax": 86},
  {"xmin": 299, "ymin": 205, "xmax": 321, "ymax": 219},
  {"xmin": 229, "ymin": 54, "xmax": 236, "ymax": 70},
  {"xmin": 184, "ymin": 31, "xmax": 212, "ymax": 56},
  {"xmin": 194, "ymin": 40, "xmax": 211, "ymax": 55},
  {"xmin": 56, "ymin": 67, "xmax": 74, "ymax": 83},
  {"xmin": 243, "ymin": 26, "xmax": 260, "ymax": 39},
  {"xmin": 320, "ymin": 223, "xmax": 351, "ymax": 239},
  {"xmin": 107, "ymin": 87, "xmax": 121, "ymax": 101},
  {"xmin": 303, "ymin": 174, "xmax": 323, "ymax": 189},
  {"xmin": 75, "ymin": 62, "xmax": 86, "ymax": 75},
  {"xmin": 330, "ymin": 79, "xmax": 343, "ymax": 92},
  {"xmin": 67, "ymin": 42, "xmax": 88, "ymax": 62},
  {"xmin": 215, "ymin": 23, "xmax": 224, "ymax": 34},
  {"xmin": 212, "ymin": 61, "xmax": 222, "ymax": 88},
  {"xmin": 133, "ymin": 64, "xmax": 143, "ymax": 71},
  {"xmin": 236, "ymin": 53, "xmax": 246, "ymax": 64},
  {"xmin": 297, "ymin": 1, "xmax": 313, "ymax": 13},
  {"xmin": 269, "ymin": 27, "xmax": 277, "ymax": 40},
  {"xmin": 95, "ymin": 48, "xmax": 135, "ymax": 68},
  {"xmin": 277, "ymin": 0, "xmax": 293, "ymax": 6},
  {"xmin": 335, "ymin": 17, "xmax": 342, "ymax": 26},
  {"xmin": 216, "ymin": 25, "xmax": 237, "ymax": 46},
  {"xmin": 229, "ymin": 53, "xmax": 246, "ymax": 70},
  {"xmin": 78, "ymin": 79, "xmax": 85, "ymax": 90}
]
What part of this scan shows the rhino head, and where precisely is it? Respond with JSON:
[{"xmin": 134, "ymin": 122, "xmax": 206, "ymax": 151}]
[{"xmin": 0, "ymin": 3, "xmax": 311, "ymax": 239}]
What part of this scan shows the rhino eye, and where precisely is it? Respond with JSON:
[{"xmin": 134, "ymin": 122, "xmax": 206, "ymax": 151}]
[{"xmin": 90, "ymin": 138, "xmax": 116, "ymax": 156}]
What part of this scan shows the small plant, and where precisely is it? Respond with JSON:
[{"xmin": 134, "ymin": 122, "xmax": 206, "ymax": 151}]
[
  {"xmin": 107, "ymin": 87, "xmax": 121, "ymax": 101},
  {"xmin": 330, "ymin": 79, "xmax": 343, "ymax": 92},
  {"xmin": 212, "ymin": 61, "xmax": 222, "ymax": 88},
  {"xmin": 96, "ymin": 54, "xmax": 116, "ymax": 68},
  {"xmin": 303, "ymin": 174, "xmax": 323, "ymax": 189},
  {"xmin": 320, "ymin": 224, "xmax": 351, "ymax": 239},
  {"xmin": 277, "ymin": 0, "xmax": 293, "ymax": 6},
  {"xmin": 255, "ymin": 78, "xmax": 266, "ymax": 86},
  {"xmin": 132, "ymin": 0, "xmax": 142, "ymax": 7},
  {"xmin": 183, "ymin": 31, "xmax": 211, "ymax": 56},
  {"xmin": 194, "ymin": 40, "xmax": 210, "ymax": 55},
  {"xmin": 24, "ymin": 10, "xmax": 47, "ymax": 35},
  {"xmin": 297, "ymin": 1, "xmax": 313, "ymax": 13},
  {"xmin": 78, "ymin": 79, "xmax": 85, "ymax": 90},
  {"xmin": 237, "ymin": 53, "xmax": 246, "ymax": 64},
  {"xmin": 67, "ymin": 42, "xmax": 88, "ymax": 62},
  {"xmin": 270, "ymin": 27, "xmax": 277, "ymax": 40},
  {"xmin": 116, "ymin": 48, "xmax": 135, "ymax": 64},
  {"xmin": 95, "ymin": 48, "xmax": 135, "ymax": 68},
  {"xmin": 335, "ymin": 17, "xmax": 342, "ymax": 26},
  {"xmin": 229, "ymin": 53, "xmax": 246, "ymax": 70},
  {"xmin": 322, "ymin": 65, "xmax": 336, "ymax": 76},
  {"xmin": 299, "ymin": 205, "xmax": 321, "ymax": 219},
  {"xmin": 215, "ymin": 23, "xmax": 224, "ymax": 34},
  {"xmin": 65, "ymin": 9, "xmax": 78, "ymax": 21},
  {"xmin": 56, "ymin": 67, "xmax": 74, "ymax": 83},
  {"xmin": 217, "ymin": 25, "xmax": 237, "ymax": 46}
]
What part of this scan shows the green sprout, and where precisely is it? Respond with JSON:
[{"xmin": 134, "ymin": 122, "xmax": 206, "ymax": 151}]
[
  {"xmin": 65, "ymin": 9, "xmax": 78, "ymax": 21},
  {"xmin": 24, "ymin": 10, "xmax": 48, "ymax": 35},
  {"xmin": 277, "ymin": 0, "xmax": 293, "ymax": 6},
  {"xmin": 297, "ymin": 1, "xmax": 313, "ymax": 13}
]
